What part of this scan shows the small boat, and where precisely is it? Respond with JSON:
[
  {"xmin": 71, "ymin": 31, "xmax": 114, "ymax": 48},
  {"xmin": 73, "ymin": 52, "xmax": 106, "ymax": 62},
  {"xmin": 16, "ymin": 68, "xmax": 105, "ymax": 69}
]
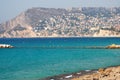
[
  {"xmin": 106, "ymin": 44, "xmax": 120, "ymax": 49},
  {"xmin": 0, "ymin": 44, "xmax": 13, "ymax": 48}
]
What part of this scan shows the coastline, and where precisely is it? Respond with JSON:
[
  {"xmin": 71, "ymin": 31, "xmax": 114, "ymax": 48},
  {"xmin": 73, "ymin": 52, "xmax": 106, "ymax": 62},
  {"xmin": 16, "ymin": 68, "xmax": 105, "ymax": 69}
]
[
  {"xmin": 0, "ymin": 36, "xmax": 120, "ymax": 39},
  {"xmin": 40, "ymin": 65, "xmax": 120, "ymax": 80}
]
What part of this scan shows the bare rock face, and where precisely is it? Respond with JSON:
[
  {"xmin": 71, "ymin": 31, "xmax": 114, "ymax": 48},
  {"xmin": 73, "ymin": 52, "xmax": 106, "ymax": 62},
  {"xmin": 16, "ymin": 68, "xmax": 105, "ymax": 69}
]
[
  {"xmin": 0, "ymin": 12, "xmax": 33, "ymax": 38},
  {"xmin": 72, "ymin": 66, "xmax": 120, "ymax": 80},
  {"xmin": 0, "ymin": 7, "xmax": 120, "ymax": 38}
]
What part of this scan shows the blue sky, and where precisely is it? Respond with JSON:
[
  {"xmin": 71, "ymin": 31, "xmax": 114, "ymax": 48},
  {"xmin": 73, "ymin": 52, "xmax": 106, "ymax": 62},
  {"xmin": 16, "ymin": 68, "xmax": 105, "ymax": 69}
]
[{"xmin": 0, "ymin": 0, "xmax": 120, "ymax": 23}]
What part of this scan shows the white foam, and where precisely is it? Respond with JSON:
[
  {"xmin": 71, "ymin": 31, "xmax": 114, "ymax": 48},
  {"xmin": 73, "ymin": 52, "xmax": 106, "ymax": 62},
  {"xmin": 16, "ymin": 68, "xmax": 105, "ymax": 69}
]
[
  {"xmin": 85, "ymin": 70, "xmax": 91, "ymax": 72},
  {"xmin": 65, "ymin": 75, "xmax": 72, "ymax": 78},
  {"xmin": 77, "ymin": 72, "xmax": 81, "ymax": 74}
]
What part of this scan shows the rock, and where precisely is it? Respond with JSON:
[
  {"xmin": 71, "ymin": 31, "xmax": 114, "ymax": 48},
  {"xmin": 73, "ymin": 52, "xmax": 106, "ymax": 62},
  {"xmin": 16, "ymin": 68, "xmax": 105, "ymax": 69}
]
[
  {"xmin": 71, "ymin": 66, "xmax": 120, "ymax": 80},
  {"xmin": 92, "ymin": 73, "xmax": 99, "ymax": 80},
  {"xmin": 106, "ymin": 44, "xmax": 120, "ymax": 49},
  {"xmin": 0, "ymin": 44, "xmax": 13, "ymax": 48},
  {"xmin": 84, "ymin": 75, "xmax": 93, "ymax": 80},
  {"xmin": 98, "ymin": 68, "xmax": 104, "ymax": 74}
]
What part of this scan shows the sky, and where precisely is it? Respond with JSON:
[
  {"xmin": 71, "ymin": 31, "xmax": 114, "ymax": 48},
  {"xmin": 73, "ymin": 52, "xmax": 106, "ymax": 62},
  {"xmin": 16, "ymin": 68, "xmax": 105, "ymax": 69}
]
[{"xmin": 0, "ymin": 0, "xmax": 120, "ymax": 23}]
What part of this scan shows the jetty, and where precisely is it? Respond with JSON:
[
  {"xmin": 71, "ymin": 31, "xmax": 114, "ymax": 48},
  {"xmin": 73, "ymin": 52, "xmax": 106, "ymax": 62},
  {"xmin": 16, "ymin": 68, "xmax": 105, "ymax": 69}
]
[
  {"xmin": 0, "ymin": 44, "xmax": 119, "ymax": 49},
  {"xmin": 0, "ymin": 44, "xmax": 13, "ymax": 48},
  {"xmin": 106, "ymin": 44, "xmax": 120, "ymax": 49}
]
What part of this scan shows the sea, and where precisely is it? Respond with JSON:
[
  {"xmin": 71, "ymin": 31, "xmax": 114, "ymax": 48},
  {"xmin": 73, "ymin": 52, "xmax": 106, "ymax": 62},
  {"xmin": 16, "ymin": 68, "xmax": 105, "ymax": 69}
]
[{"xmin": 0, "ymin": 37, "xmax": 120, "ymax": 80}]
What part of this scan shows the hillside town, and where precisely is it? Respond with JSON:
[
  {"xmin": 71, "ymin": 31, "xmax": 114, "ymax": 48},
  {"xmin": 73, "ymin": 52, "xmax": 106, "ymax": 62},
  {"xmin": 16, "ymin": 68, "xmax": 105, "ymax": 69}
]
[
  {"xmin": 33, "ymin": 8, "xmax": 120, "ymax": 37},
  {"xmin": 0, "ymin": 7, "xmax": 120, "ymax": 37}
]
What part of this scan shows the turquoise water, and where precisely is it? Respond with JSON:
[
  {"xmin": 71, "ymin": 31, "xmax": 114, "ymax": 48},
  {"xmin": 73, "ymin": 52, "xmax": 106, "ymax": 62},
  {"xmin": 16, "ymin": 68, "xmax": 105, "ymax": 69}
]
[{"xmin": 0, "ymin": 38, "xmax": 120, "ymax": 80}]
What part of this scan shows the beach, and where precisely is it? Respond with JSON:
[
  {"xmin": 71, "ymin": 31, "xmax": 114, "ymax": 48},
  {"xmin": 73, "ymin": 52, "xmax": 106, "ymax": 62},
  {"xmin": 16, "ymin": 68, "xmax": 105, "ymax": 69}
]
[{"xmin": 41, "ymin": 66, "xmax": 120, "ymax": 80}]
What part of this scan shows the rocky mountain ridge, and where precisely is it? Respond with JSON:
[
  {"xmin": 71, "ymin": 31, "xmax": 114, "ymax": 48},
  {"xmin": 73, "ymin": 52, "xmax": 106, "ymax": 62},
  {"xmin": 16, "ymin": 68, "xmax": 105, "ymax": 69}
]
[{"xmin": 0, "ymin": 7, "xmax": 120, "ymax": 38}]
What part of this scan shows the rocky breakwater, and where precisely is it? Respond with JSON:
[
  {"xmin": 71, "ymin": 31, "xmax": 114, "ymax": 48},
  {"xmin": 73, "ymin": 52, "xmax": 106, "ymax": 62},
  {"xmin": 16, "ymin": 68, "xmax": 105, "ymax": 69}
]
[
  {"xmin": 106, "ymin": 44, "xmax": 120, "ymax": 49},
  {"xmin": 72, "ymin": 66, "xmax": 120, "ymax": 80},
  {"xmin": 0, "ymin": 44, "xmax": 13, "ymax": 48}
]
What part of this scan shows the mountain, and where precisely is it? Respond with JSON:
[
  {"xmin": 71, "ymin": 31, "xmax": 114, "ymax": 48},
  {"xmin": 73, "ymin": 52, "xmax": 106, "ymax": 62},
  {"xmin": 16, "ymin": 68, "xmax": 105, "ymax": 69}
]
[{"xmin": 0, "ymin": 7, "xmax": 120, "ymax": 38}]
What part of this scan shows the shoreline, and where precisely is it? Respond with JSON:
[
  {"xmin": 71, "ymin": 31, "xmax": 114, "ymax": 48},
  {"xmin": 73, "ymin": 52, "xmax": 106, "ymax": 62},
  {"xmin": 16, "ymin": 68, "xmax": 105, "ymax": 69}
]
[
  {"xmin": 40, "ymin": 65, "xmax": 120, "ymax": 80},
  {"xmin": 0, "ymin": 36, "xmax": 120, "ymax": 39},
  {"xmin": 40, "ymin": 69, "xmax": 98, "ymax": 80}
]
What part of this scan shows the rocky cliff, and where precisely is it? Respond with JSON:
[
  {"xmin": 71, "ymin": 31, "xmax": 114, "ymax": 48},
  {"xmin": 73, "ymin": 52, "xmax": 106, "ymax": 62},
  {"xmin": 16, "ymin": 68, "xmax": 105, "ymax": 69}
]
[{"xmin": 0, "ymin": 7, "xmax": 120, "ymax": 38}]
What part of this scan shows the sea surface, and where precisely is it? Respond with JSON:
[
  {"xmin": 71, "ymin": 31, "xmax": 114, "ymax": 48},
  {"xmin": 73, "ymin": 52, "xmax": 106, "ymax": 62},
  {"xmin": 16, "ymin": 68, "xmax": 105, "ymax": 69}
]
[{"xmin": 0, "ymin": 37, "xmax": 120, "ymax": 80}]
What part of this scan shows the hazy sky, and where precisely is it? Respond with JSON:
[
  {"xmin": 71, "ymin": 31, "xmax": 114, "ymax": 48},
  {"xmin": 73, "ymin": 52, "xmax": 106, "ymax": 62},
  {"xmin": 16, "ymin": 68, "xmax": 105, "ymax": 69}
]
[{"xmin": 0, "ymin": 0, "xmax": 120, "ymax": 23}]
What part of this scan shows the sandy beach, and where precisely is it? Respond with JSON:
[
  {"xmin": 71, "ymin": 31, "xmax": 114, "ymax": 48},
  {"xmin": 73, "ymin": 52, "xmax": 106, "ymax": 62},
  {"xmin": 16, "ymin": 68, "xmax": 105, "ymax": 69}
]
[{"xmin": 41, "ymin": 66, "xmax": 120, "ymax": 80}]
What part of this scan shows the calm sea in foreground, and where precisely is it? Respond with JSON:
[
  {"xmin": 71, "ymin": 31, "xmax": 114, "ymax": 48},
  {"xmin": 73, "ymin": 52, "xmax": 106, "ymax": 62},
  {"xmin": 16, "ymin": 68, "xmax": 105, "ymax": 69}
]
[{"xmin": 0, "ymin": 37, "xmax": 120, "ymax": 80}]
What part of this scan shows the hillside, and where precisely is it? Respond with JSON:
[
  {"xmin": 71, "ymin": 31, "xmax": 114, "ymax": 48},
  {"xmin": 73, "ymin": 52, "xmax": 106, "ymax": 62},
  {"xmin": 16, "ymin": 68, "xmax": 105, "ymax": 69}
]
[{"xmin": 0, "ymin": 7, "xmax": 120, "ymax": 38}]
